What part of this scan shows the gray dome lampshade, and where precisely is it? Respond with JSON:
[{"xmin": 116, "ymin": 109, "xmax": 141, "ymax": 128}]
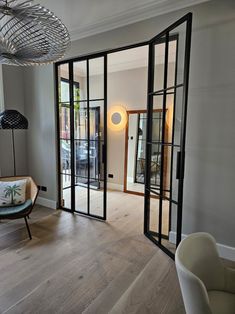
[
  {"xmin": 0, "ymin": 110, "xmax": 28, "ymax": 129},
  {"xmin": 0, "ymin": 109, "xmax": 28, "ymax": 175}
]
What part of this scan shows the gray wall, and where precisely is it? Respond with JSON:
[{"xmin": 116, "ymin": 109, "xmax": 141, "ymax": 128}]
[
  {"xmin": 2, "ymin": 0, "xmax": 234, "ymax": 247},
  {"xmin": 23, "ymin": 65, "xmax": 57, "ymax": 202},
  {"xmin": 0, "ymin": 65, "xmax": 27, "ymax": 176}
]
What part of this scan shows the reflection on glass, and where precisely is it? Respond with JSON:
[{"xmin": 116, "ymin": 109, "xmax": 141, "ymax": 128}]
[
  {"xmin": 171, "ymin": 147, "xmax": 179, "ymax": 202},
  {"xmin": 74, "ymin": 106, "xmax": 102, "ymax": 189},
  {"xmin": 90, "ymin": 185, "xmax": 104, "ymax": 217},
  {"xmin": 149, "ymin": 195, "xmax": 159, "ymax": 238},
  {"xmin": 149, "ymin": 196, "xmax": 170, "ymax": 237},
  {"xmin": 173, "ymin": 87, "xmax": 183, "ymax": 146},
  {"xmin": 74, "ymin": 103, "xmax": 87, "ymax": 140},
  {"xmin": 169, "ymin": 24, "xmax": 186, "ymax": 86},
  {"xmin": 61, "ymin": 174, "xmax": 71, "ymax": 209},
  {"xmin": 126, "ymin": 111, "xmax": 165, "ymax": 194},
  {"xmin": 154, "ymin": 37, "xmax": 177, "ymax": 92},
  {"xmin": 75, "ymin": 140, "xmax": 88, "ymax": 185},
  {"xmin": 154, "ymin": 40, "xmax": 165, "ymax": 92},
  {"xmin": 74, "ymin": 102, "xmax": 104, "ymax": 216},
  {"xmin": 89, "ymin": 58, "xmax": 104, "ymax": 100},
  {"xmin": 59, "ymin": 105, "xmax": 70, "ymax": 139},
  {"xmin": 73, "ymin": 61, "xmax": 87, "ymax": 100},
  {"xmin": 58, "ymin": 63, "xmax": 69, "ymax": 103},
  {"xmin": 58, "ymin": 56, "xmax": 105, "ymax": 218},
  {"xmin": 75, "ymin": 185, "xmax": 88, "ymax": 213},
  {"xmin": 60, "ymin": 140, "xmax": 71, "ymax": 174},
  {"xmin": 161, "ymin": 202, "xmax": 177, "ymax": 254}
]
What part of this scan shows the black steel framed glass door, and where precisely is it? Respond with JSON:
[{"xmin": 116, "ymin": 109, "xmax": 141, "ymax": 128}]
[
  {"xmin": 56, "ymin": 54, "xmax": 107, "ymax": 220},
  {"xmin": 144, "ymin": 13, "xmax": 192, "ymax": 258}
]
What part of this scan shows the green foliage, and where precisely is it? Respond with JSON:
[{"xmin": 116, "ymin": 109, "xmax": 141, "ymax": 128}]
[{"xmin": 4, "ymin": 184, "xmax": 21, "ymax": 204}]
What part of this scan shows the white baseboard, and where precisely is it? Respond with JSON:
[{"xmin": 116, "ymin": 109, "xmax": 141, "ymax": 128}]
[
  {"xmin": 169, "ymin": 231, "xmax": 235, "ymax": 261},
  {"xmin": 36, "ymin": 197, "xmax": 57, "ymax": 209},
  {"xmin": 107, "ymin": 182, "xmax": 123, "ymax": 191}
]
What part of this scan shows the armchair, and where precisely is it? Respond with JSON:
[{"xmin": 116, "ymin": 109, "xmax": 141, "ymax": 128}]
[
  {"xmin": 175, "ymin": 232, "xmax": 235, "ymax": 314},
  {"xmin": 0, "ymin": 176, "xmax": 38, "ymax": 239}
]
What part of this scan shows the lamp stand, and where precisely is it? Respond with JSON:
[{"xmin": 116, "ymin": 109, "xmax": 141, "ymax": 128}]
[{"xmin": 11, "ymin": 129, "xmax": 16, "ymax": 176}]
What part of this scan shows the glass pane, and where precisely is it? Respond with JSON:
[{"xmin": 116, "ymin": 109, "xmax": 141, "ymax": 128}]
[
  {"xmin": 171, "ymin": 147, "xmax": 180, "ymax": 203},
  {"xmin": 75, "ymin": 140, "xmax": 88, "ymax": 183},
  {"xmin": 161, "ymin": 202, "xmax": 177, "ymax": 254},
  {"xmin": 167, "ymin": 38, "xmax": 177, "ymax": 88},
  {"xmin": 89, "ymin": 140, "xmax": 101, "ymax": 186},
  {"xmin": 60, "ymin": 140, "xmax": 71, "ymax": 174},
  {"xmin": 58, "ymin": 63, "xmax": 70, "ymax": 103},
  {"xmin": 73, "ymin": 61, "xmax": 87, "ymax": 101},
  {"xmin": 89, "ymin": 101, "xmax": 104, "ymax": 141},
  {"xmin": 150, "ymin": 143, "xmax": 161, "ymax": 190},
  {"xmin": 149, "ymin": 194, "xmax": 159, "ymax": 239},
  {"xmin": 89, "ymin": 57, "xmax": 104, "ymax": 100},
  {"xmin": 170, "ymin": 23, "xmax": 187, "ymax": 86},
  {"xmin": 90, "ymin": 184, "xmax": 104, "ymax": 217},
  {"xmin": 74, "ymin": 102, "xmax": 88, "ymax": 140},
  {"xmin": 152, "ymin": 94, "xmax": 174, "ymax": 144},
  {"xmin": 154, "ymin": 36, "xmax": 177, "ymax": 93},
  {"xmin": 154, "ymin": 37, "xmax": 165, "ymax": 92},
  {"xmin": 75, "ymin": 185, "xmax": 88, "ymax": 214},
  {"xmin": 89, "ymin": 100, "xmax": 104, "ymax": 217},
  {"xmin": 75, "ymin": 138, "xmax": 88, "ymax": 214},
  {"xmin": 149, "ymin": 196, "xmax": 171, "ymax": 243},
  {"xmin": 59, "ymin": 104, "xmax": 70, "ymax": 139},
  {"xmin": 152, "ymin": 111, "xmax": 162, "ymax": 142},
  {"xmin": 162, "ymin": 199, "xmax": 170, "ymax": 237},
  {"xmin": 61, "ymin": 174, "xmax": 71, "ymax": 209},
  {"xmin": 173, "ymin": 86, "xmax": 183, "ymax": 146},
  {"xmin": 150, "ymin": 143, "xmax": 172, "ymax": 194},
  {"xmin": 126, "ymin": 113, "xmax": 145, "ymax": 194}
]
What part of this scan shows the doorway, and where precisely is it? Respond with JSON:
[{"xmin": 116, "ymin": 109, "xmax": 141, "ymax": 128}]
[{"xmin": 55, "ymin": 13, "xmax": 192, "ymax": 259}]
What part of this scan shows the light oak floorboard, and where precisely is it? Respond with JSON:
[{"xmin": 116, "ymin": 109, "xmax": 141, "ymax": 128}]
[{"xmin": 0, "ymin": 190, "xmax": 184, "ymax": 314}]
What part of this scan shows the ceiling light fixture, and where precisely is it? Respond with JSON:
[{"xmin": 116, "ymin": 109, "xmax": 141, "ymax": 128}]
[{"xmin": 0, "ymin": 0, "xmax": 70, "ymax": 66}]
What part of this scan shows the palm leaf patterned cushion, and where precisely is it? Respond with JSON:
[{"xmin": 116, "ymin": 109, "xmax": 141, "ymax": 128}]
[{"xmin": 0, "ymin": 180, "xmax": 27, "ymax": 207}]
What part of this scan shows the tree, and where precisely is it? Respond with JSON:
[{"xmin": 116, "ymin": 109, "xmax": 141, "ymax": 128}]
[{"xmin": 4, "ymin": 184, "xmax": 21, "ymax": 205}]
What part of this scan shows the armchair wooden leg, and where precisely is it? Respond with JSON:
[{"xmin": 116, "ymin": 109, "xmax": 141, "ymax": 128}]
[{"xmin": 24, "ymin": 217, "xmax": 32, "ymax": 240}]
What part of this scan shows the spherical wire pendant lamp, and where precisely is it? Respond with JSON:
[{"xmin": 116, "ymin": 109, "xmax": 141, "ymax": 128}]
[{"xmin": 0, "ymin": 0, "xmax": 70, "ymax": 66}]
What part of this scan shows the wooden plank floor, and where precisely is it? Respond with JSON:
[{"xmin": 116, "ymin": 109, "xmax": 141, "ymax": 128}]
[{"xmin": 0, "ymin": 190, "xmax": 185, "ymax": 314}]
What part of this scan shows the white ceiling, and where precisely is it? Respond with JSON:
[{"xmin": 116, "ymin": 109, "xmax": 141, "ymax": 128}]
[
  {"xmin": 63, "ymin": 40, "xmax": 176, "ymax": 76},
  {"xmin": 38, "ymin": 0, "xmax": 210, "ymax": 41}
]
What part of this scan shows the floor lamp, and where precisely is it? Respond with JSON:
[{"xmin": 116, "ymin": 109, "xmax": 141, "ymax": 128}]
[{"xmin": 0, "ymin": 110, "xmax": 28, "ymax": 176}]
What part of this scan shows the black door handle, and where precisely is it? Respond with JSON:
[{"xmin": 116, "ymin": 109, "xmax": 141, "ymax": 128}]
[
  {"xmin": 102, "ymin": 144, "xmax": 106, "ymax": 164},
  {"xmin": 176, "ymin": 151, "xmax": 181, "ymax": 180},
  {"xmin": 176, "ymin": 151, "xmax": 185, "ymax": 180}
]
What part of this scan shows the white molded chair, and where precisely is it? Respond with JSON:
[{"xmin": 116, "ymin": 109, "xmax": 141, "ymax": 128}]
[{"xmin": 175, "ymin": 232, "xmax": 235, "ymax": 314}]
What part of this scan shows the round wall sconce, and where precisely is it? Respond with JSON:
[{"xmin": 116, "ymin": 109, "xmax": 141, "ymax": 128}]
[{"xmin": 108, "ymin": 105, "xmax": 127, "ymax": 131}]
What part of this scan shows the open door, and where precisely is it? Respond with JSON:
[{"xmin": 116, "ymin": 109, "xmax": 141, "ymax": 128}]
[{"xmin": 144, "ymin": 13, "xmax": 192, "ymax": 258}]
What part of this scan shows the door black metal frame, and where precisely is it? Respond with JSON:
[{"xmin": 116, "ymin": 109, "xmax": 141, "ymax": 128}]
[
  {"xmin": 144, "ymin": 13, "xmax": 192, "ymax": 259},
  {"xmin": 55, "ymin": 54, "xmax": 107, "ymax": 220},
  {"xmin": 55, "ymin": 13, "xmax": 192, "ymax": 255}
]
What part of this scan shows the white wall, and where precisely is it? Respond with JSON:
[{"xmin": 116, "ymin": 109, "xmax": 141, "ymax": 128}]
[
  {"xmin": 9, "ymin": 0, "xmax": 235, "ymax": 249},
  {"xmin": 107, "ymin": 66, "xmax": 148, "ymax": 186}
]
